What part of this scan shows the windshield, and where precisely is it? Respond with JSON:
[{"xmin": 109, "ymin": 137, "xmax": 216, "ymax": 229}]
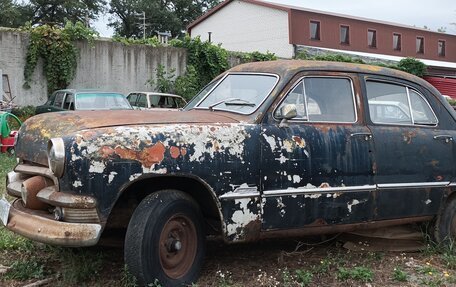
[
  {"xmin": 75, "ymin": 93, "xmax": 132, "ymax": 110},
  {"xmin": 186, "ymin": 73, "xmax": 278, "ymax": 114}
]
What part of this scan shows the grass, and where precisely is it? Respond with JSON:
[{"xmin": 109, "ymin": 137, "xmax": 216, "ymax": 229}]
[
  {"xmin": 0, "ymin": 153, "xmax": 16, "ymax": 195},
  {"xmin": 337, "ymin": 266, "xmax": 374, "ymax": 282},
  {"xmin": 3, "ymin": 257, "xmax": 46, "ymax": 280}
]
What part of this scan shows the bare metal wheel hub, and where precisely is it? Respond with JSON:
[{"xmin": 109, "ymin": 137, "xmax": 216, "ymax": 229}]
[{"xmin": 159, "ymin": 214, "xmax": 197, "ymax": 279}]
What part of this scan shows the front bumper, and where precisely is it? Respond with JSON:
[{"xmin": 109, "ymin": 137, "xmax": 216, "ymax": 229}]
[{"xmin": 2, "ymin": 199, "xmax": 102, "ymax": 247}]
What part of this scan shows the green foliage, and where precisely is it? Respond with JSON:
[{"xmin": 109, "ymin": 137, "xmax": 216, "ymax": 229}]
[
  {"xmin": 171, "ymin": 36, "xmax": 229, "ymax": 91},
  {"xmin": 313, "ymin": 54, "xmax": 365, "ymax": 64},
  {"xmin": 112, "ymin": 35, "xmax": 162, "ymax": 47},
  {"xmin": 4, "ymin": 257, "xmax": 45, "ymax": 280},
  {"xmin": 28, "ymin": 0, "xmax": 106, "ymax": 26},
  {"xmin": 109, "ymin": 0, "xmax": 220, "ymax": 38},
  {"xmin": 236, "ymin": 50, "xmax": 278, "ymax": 62},
  {"xmin": 174, "ymin": 65, "xmax": 201, "ymax": 101},
  {"xmin": 148, "ymin": 65, "xmax": 176, "ymax": 93},
  {"xmin": 11, "ymin": 105, "xmax": 36, "ymax": 123},
  {"xmin": 120, "ymin": 265, "xmax": 138, "ymax": 287},
  {"xmin": 295, "ymin": 51, "xmax": 365, "ymax": 63},
  {"xmin": 0, "ymin": 0, "xmax": 33, "ymax": 28},
  {"xmin": 295, "ymin": 50, "xmax": 427, "ymax": 77},
  {"xmin": 23, "ymin": 21, "xmax": 98, "ymax": 93},
  {"xmin": 337, "ymin": 266, "xmax": 374, "ymax": 282},
  {"xmin": 0, "ymin": 226, "xmax": 35, "ymax": 251},
  {"xmin": 395, "ymin": 57, "xmax": 427, "ymax": 77},
  {"xmin": 57, "ymin": 248, "xmax": 104, "ymax": 285},
  {"xmin": 392, "ymin": 267, "xmax": 408, "ymax": 282},
  {"xmin": 295, "ymin": 269, "xmax": 313, "ymax": 286}
]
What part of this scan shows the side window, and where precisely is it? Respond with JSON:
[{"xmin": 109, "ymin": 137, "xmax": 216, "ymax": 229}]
[
  {"xmin": 128, "ymin": 93, "xmax": 138, "ymax": 106},
  {"xmin": 53, "ymin": 92, "xmax": 65, "ymax": 108},
  {"xmin": 137, "ymin": 94, "xmax": 147, "ymax": 108},
  {"xmin": 366, "ymin": 81, "xmax": 437, "ymax": 126},
  {"xmin": 409, "ymin": 90, "xmax": 438, "ymax": 125},
  {"xmin": 63, "ymin": 93, "xmax": 74, "ymax": 110},
  {"xmin": 276, "ymin": 77, "xmax": 356, "ymax": 123}
]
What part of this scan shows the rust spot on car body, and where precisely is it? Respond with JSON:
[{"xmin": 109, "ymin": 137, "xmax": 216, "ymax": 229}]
[{"xmin": 170, "ymin": 146, "xmax": 180, "ymax": 159}]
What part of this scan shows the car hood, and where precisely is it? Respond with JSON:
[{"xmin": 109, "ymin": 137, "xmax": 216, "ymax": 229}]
[{"xmin": 15, "ymin": 110, "xmax": 240, "ymax": 165}]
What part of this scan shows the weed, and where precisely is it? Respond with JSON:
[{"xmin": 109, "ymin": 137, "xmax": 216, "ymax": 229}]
[
  {"xmin": 0, "ymin": 226, "xmax": 35, "ymax": 251},
  {"xmin": 281, "ymin": 268, "xmax": 293, "ymax": 286},
  {"xmin": 120, "ymin": 265, "xmax": 137, "ymax": 287},
  {"xmin": 337, "ymin": 266, "xmax": 374, "ymax": 282},
  {"xmin": 295, "ymin": 269, "xmax": 313, "ymax": 286},
  {"xmin": 148, "ymin": 279, "xmax": 162, "ymax": 287},
  {"xmin": 216, "ymin": 270, "xmax": 233, "ymax": 287},
  {"xmin": 56, "ymin": 248, "xmax": 104, "ymax": 285},
  {"xmin": 4, "ymin": 257, "xmax": 45, "ymax": 280},
  {"xmin": 312, "ymin": 258, "xmax": 332, "ymax": 274},
  {"xmin": 392, "ymin": 267, "xmax": 408, "ymax": 282}
]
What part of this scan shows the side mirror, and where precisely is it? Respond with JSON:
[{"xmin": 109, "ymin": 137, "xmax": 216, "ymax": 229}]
[
  {"xmin": 278, "ymin": 104, "xmax": 297, "ymax": 128},
  {"xmin": 279, "ymin": 104, "xmax": 297, "ymax": 119}
]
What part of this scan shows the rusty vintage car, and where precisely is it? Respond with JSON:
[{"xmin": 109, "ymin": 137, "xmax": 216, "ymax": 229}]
[{"xmin": 2, "ymin": 60, "xmax": 456, "ymax": 286}]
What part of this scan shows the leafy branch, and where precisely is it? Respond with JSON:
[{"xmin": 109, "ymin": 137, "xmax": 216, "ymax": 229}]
[{"xmin": 23, "ymin": 21, "xmax": 98, "ymax": 93}]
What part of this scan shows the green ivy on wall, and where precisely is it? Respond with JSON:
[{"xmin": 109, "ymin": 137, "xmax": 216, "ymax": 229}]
[{"xmin": 23, "ymin": 21, "xmax": 98, "ymax": 94}]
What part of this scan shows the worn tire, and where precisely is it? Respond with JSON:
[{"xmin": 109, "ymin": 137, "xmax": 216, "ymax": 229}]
[
  {"xmin": 124, "ymin": 190, "xmax": 205, "ymax": 286},
  {"xmin": 434, "ymin": 196, "xmax": 456, "ymax": 244}
]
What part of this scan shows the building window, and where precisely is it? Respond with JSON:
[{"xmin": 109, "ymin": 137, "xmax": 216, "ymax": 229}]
[
  {"xmin": 416, "ymin": 37, "xmax": 425, "ymax": 53},
  {"xmin": 310, "ymin": 21, "xmax": 320, "ymax": 40},
  {"xmin": 393, "ymin": 33, "xmax": 401, "ymax": 51},
  {"xmin": 438, "ymin": 40, "xmax": 446, "ymax": 57},
  {"xmin": 340, "ymin": 25, "xmax": 350, "ymax": 44},
  {"xmin": 368, "ymin": 29, "xmax": 377, "ymax": 48}
]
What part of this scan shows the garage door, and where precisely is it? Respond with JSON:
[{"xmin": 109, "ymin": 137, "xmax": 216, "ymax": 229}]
[{"xmin": 425, "ymin": 76, "xmax": 456, "ymax": 98}]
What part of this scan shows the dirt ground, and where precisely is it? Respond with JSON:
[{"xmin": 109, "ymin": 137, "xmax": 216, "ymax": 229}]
[{"xmin": 1, "ymin": 228, "xmax": 455, "ymax": 286}]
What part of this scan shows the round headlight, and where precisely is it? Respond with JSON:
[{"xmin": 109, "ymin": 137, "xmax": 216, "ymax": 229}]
[{"xmin": 47, "ymin": 138, "xmax": 65, "ymax": 178}]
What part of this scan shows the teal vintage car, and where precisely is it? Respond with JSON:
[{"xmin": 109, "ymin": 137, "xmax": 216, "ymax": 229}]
[{"xmin": 35, "ymin": 89, "xmax": 132, "ymax": 114}]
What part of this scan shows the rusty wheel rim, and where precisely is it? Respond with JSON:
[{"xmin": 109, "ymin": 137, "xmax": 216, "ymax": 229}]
[{"xmin": 159, "ymin": 214, "xmax": 197, "ymax": 279}]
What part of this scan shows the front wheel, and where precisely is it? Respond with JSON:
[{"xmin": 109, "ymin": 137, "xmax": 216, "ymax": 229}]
[{"xmin": 124, "ymin": 190, "xmax": 206, "ymax": 286}]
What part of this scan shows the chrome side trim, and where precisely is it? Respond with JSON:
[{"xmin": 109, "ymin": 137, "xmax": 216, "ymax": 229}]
[
  {"xmin": 262, "ymin": 182, "xmax": 450, "ymax": 197},
  {"xmin": 219, "ymin": 186, "xmax": 260, "ymax": 199},
  {"xmin": 263, "ymin": 185, "xmax": 376, "ymax": 197},
  {"xmin": 447, "ymin": 183, "xmax": 456, "ymax": 187},
  {"xmin": 377, "ymin": 182, "xmax": 450, "ymax": 189}
]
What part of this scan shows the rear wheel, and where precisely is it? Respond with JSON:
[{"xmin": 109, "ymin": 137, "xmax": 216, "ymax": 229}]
[
  {"xmin": 124, "ymin": 190, "xmax": 205, "ymax": 286},
  {"xmin": 434, "ymin": 197, "xmax": 456, "ymax": 244}
]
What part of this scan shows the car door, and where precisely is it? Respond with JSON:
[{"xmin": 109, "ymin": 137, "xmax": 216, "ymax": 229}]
[
  {"xmin": 260, "ymin": 73, "xmax": 376, "ymax": 230},
  {"xmin": 364, "ymin": 77, "xmax": 454, "ymax": 219}
]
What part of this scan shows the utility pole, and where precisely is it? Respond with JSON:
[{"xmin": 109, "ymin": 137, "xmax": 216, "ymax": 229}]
[{"xmin": 139, "ymin": 11, "xmax": 146, "ymax": 39}]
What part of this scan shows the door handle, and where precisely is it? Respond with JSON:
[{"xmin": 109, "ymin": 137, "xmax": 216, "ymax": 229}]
[
  {"xmin": 350, "ymin": 133, "xmax": 372, "ymax": 141},
  {"xmin": 433, "ymin": 135, "xmax": 453, "ymax": 143}
]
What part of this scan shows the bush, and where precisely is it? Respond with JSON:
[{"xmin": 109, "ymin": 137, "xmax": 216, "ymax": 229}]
[{"xmin": 395, "ymin": 57, "xmax": 427, "ymax": 77}]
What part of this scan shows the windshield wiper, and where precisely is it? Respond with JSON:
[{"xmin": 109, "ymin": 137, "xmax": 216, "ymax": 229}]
[{"xmin": 208, "ymin": 98, "xmax": 256, "ymax": 111}]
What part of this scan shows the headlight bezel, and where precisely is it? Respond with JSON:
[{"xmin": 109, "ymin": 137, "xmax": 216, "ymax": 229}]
[{"xmin": 47, "ymin": 138, "xmax": 65, "ymax": 178}]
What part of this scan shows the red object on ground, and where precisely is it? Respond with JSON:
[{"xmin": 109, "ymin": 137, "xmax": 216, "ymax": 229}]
[{"xmin": 1, "ymin": 131, "xmax": 17, "ymax": 153}]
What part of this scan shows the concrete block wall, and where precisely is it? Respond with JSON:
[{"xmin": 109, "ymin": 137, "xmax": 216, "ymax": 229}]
[{"xmin": 0, "ymin": 29, "xmax": 187, "ymax": 106}]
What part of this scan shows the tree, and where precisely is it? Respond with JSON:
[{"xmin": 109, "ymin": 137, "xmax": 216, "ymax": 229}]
[
  {"xmin": 108, "ymin": 0, "xmax": 221, "ymax": 38},
  {"xmin": 28, "ymin": 0, "xmax": 106, "ymax": 26},
  {"xmin": 0, "ymin": 0, "xmax": 33, "ymax": 28}
]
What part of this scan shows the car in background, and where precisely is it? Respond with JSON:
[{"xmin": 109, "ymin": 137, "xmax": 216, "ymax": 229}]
[
  {"xmin": 127, "ymin": 92, "xmax": 187, "ymax": 110},
  {"xmin": 35, "ymin": 89, "xmax": 132, "ymax": 114}
]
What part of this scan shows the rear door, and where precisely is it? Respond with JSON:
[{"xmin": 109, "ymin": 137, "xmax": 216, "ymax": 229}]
[
  {"xmin": 364, "ymin": 77, "xmax": 454, "ymax": 219},
  {"xmin": 260, "ymin": 73, "xmax": 376, "ymax": 230}
]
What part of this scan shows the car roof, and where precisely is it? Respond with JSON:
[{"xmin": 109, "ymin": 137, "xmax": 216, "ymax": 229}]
[
  {"xmin": 228, "ymin": 60, "xmax": 441, "ymax": 96},
  {"xmin": 128, "ymin": 92, "xmax": 184, "ymax": 98},
  {"xmin": 54, "ymin": 89, "xmax": 123, "ymax": 95}
]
